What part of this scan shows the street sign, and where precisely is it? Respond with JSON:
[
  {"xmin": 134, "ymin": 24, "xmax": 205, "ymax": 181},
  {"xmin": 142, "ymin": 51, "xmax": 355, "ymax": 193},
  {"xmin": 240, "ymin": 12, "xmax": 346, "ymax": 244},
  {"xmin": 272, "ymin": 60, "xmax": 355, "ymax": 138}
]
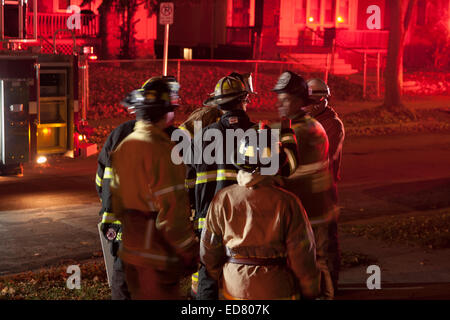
[{"xmin": 159, "ymin": 2, "xmax": 174, "ymax": 25}]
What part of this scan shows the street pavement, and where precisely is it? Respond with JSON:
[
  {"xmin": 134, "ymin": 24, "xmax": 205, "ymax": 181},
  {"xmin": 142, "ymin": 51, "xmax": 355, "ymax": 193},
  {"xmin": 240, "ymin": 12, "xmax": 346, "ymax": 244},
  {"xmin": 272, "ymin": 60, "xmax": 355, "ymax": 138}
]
[{"xmin": 0, "ymin": 132, "xmax": 449, "ymax": 299}]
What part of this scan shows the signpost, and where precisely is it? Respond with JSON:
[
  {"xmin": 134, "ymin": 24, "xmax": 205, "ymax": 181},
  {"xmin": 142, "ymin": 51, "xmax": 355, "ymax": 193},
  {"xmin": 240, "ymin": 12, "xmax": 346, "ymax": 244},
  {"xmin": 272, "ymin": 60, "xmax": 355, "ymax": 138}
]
[{"xmin": 159, "ymin": 2, "xmax": 174, "ymax": 76}]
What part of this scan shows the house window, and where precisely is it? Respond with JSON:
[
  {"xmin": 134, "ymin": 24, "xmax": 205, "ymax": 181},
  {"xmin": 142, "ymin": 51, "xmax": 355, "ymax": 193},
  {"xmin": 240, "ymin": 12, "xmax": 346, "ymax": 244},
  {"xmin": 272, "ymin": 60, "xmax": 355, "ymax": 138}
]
[
  {"xmin": 324, "ymin": 0, "xmax": 336, "ymax": 24},
  {"xmin": 309, "ymin": 0, "xmax": 321, "ymax": 23},
  {"xmin": 294, "ymin": 0, "xmax": 307, "ymax": 24},
  {"xmin": 53, "ymin": 0, "xmax": 71, "ymax": 12},
  {"xmin": 338, "ymin": 0, "xmax": 349, "ymax": 24},
  {"xmin": 232, "ymin": 0, "xmax": 250, "ymax": 27}
]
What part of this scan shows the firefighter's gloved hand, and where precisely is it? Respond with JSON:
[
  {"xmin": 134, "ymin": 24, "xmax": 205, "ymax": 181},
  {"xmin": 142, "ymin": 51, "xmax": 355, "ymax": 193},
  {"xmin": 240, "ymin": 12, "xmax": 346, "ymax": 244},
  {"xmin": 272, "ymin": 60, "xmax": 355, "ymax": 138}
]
[{"xmin": 100, "ymin": 222, "xmax": 120, "ymax": 241}]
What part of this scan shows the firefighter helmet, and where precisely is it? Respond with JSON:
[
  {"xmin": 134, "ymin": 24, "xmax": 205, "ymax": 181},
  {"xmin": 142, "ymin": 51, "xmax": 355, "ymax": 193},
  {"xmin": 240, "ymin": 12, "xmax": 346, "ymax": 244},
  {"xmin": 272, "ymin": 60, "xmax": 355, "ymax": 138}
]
[
  {"xmin": 141, "ymin": 75, "xmax": 180, "ymax": 107},
  {"xmin": 121, "ymin": 77, "xmax": 180, "ymax": 118},
  {"xmin": 307, "ymin": 78, "xmax": 330, "ymax": 102},
  {"xmin": 302, "ymin": 78, "xmax": 330, "ymax": 117},
  {"xmin": 203, "ymin": 74, "xmax": 249, "ymax": 107},
  {"xmin": 272, "ymin": 71, "xmax": 309, "ymax": 101}
]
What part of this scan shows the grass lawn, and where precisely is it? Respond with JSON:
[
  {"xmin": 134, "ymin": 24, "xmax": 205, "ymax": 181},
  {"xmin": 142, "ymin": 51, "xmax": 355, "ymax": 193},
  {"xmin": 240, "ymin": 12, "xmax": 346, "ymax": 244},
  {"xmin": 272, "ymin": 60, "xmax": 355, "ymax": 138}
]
[
  {"xmin": 0, "ymin": 261, "xmax": 110, "ymax": 300},
  {"xmin": 340, "ymin": 209, "xmax": 450, "ymax": 249}
]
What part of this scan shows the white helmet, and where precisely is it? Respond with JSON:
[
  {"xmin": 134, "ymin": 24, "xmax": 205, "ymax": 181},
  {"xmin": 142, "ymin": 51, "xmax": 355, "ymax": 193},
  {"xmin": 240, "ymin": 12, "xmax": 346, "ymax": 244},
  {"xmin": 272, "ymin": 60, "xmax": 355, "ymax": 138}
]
[{"xmin": 307, "ymin": 78, "xmax": 330, "ymax": 103}]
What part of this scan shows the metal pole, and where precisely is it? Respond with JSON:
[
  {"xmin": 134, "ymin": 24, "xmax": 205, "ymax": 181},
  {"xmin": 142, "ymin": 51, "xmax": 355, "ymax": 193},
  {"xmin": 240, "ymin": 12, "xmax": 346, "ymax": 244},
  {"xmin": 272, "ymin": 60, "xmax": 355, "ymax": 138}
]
[
  {"xmin": 324, "ymin": 52, "xmax": 330, "ymax": 83},
  {"xmin": 363, "ymin": 52, "xmax": 367, "ymax": 99},
  {"xmin": 84, "ymin": 60, "xmax": 89, "ymax": 121},
  {"xmin": 35, "ymin": 63, "xmax": 40, "ymax": 125},
  {"xmin": 177, "ymin": 59, "xmax": 180, "ymax": 82},
  {"xmin": 254, "ymin": 62, "xmax": 258, "ymax": 92},
  {"xmin": 163, "ymin": 24, "xmax": 169, "ymax": 76},
  {"xmin": 33, "ymin": 0, "xmax": 37, "ymax": 40},
  {"xmin": 1, "ymin": 0, "xmax": 4, "ymax": 40},
  {"xmin": 376, "ymin": 52, "xmax": 381, "ymax": 98},
  {"xmin": 258, "ymin": 32, "xmax": 263, "ymax": 59},
  {"xmin": 18, "ymin": 0, "xmax": 23, "ymax": 39}
]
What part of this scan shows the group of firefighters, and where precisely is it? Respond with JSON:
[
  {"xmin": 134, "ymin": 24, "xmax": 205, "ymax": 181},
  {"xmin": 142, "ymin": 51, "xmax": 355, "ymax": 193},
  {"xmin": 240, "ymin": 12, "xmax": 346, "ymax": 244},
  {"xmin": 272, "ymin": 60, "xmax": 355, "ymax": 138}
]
[{"xmin": 95, "ymin": 70, "xmax": 345, "ymax": 300}]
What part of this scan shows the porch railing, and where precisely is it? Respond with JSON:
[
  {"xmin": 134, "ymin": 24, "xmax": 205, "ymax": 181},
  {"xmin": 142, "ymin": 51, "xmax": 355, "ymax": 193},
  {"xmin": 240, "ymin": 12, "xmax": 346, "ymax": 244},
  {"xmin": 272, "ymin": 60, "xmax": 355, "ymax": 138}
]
[
  {"xmin": 336, "ymin": 30, "xmax": 389, "ymax": 49},
  {"xmin": 26, "ymin": 12, "xmax": 99, "ymax": 38}
]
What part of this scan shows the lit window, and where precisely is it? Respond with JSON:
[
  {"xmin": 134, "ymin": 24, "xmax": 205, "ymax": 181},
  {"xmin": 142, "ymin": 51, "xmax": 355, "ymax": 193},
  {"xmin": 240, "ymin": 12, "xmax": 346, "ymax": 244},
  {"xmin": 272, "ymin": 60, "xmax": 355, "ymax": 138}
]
[
  {"xmin": 309, "ymin": 0, "xmax": 321, "ymax": 24},
  {"xmin": 294, "ymin": 0, "xmax": 307, "ymax": 24},
  {"xmin": 325, "ymin": 0, "xmax": 336, "ymax": 24},
  {"xmin": 338, "ymin": 0, "xmax": 349, "ymax": 24}
]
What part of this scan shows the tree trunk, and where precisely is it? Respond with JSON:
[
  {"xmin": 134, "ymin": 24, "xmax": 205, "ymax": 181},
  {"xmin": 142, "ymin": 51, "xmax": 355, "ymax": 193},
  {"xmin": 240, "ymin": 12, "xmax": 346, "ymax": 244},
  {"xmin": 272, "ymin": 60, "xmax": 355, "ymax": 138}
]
[
  {"xmin": 383, "ymin": 0, "xmax": 416, "ymax": 114},
  {"xmin": 383, "ymin": 0, "xmax": 404, "ymax": 111}
]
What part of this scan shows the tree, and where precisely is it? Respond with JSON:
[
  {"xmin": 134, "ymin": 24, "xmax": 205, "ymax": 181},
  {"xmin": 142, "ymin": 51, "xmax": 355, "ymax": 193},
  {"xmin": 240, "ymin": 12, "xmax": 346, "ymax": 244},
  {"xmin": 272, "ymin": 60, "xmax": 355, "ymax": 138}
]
[
  {"xmin": 81, "ymin": 0, "xmax": 162, "ymax": 58},
  {"xmin": 382, "ymin": 0, "xmax": 416, "ymax": 115}
]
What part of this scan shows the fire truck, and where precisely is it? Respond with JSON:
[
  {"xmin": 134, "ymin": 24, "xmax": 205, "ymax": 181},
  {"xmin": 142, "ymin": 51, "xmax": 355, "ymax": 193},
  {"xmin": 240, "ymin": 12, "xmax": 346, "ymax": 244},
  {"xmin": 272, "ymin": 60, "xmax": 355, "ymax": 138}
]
[{"xmin": 0, "ymin": 0, "xmax": 95, "ymax": 175}]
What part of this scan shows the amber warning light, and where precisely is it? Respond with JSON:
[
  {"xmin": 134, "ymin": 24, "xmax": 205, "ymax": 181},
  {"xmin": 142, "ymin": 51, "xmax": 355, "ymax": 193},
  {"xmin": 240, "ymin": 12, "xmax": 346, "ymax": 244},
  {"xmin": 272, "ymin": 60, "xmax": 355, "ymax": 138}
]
[{"xmin": 36, "ymin": 156, "xmax": 47, "ymax": 164}]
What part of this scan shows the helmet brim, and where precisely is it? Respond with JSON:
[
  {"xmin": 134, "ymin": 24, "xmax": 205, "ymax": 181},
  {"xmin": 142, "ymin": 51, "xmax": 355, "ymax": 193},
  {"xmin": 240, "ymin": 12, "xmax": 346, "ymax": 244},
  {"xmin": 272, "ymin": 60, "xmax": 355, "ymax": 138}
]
[{"xmin": 203, "ymin": 91, "xmax": 247, "ymax": 107}]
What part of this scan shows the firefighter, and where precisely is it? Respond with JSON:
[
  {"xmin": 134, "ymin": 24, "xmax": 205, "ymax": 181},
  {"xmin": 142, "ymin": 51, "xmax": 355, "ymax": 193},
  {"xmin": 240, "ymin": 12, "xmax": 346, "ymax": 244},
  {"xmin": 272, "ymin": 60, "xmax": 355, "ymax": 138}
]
[
  {"xmin": 304, "ymin": 78, "xmax": 345, "ymax": 292},
  {"xmin": 109, "ymin": 78, "xmax": 198, "ymax": 300},
  {"xmin": 187, "ymin": 73, "xmax": 256, "ymax": 300},
  {"xmin": 95, "ymin": 76, "xmax": 179, "ymax": 300},
  {"xmin": 200, "ymin": 127, "xmax": 320, "ymax": 300},
  {"xmin": 188, "ymin": 72, "xmax": 299, "ymax": 299},
  {"xmin": 272, "ymin": 71, "xmax": 336, "ymax": 299}
]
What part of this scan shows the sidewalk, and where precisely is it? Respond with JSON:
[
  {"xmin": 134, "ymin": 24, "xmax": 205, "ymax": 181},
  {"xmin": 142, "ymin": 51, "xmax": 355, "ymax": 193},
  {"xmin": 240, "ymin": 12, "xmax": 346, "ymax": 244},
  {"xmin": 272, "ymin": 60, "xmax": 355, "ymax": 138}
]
[{"xmin": 0, "ymin": 204, "xmax": 101, "ymax": 276}]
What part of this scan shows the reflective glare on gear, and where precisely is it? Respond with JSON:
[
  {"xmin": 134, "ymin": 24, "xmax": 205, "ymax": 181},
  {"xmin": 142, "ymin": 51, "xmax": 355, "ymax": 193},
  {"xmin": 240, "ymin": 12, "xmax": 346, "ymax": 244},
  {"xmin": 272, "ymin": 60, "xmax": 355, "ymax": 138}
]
[{"xmin": 36, "ymin": 156, "xmax": 47, "ymax": 164}]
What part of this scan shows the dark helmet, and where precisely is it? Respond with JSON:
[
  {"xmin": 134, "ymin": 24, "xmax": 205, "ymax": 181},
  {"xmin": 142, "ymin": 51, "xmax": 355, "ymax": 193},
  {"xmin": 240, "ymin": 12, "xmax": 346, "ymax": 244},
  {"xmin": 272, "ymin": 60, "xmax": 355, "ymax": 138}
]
[
  {"xmin": 303, "ymin": 78, "xmax": 331, "ymax": 116},
  {"xmin": 233, "ymin": 123, "xmax": 279, "ymax": 174},
  {"xmin": 272, "ymin": 71, "xmax": 309, "ymax": 101},
  {"xmin": 307, "ymin": 78, "xmax": 330, "ymax": 102},
  {"xmin": 142, "ymin": 75, "xmax": 180, "ymax": 106},
  {"xmin": 203, "ymin": 72, "xmax": 254, "ymax": 107},
  {"xmin": 121, "ymin": 76, "xmax": 180, "ymax": 118}
]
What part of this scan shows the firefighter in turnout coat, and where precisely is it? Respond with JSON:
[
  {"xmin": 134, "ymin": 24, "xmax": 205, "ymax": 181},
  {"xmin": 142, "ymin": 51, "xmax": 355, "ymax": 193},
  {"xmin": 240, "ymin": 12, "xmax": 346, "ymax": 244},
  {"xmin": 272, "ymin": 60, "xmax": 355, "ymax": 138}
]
[
  {"xmin": 110, "ymin": 78, "xmax": 198, "ymax": 299},
  {"xmin": 200, "ymin": 127, "xmax": 320, "ymax": 300},
  {"xmin": 272, "ymin": 71, "xmax": 336, "ymax": 299}
]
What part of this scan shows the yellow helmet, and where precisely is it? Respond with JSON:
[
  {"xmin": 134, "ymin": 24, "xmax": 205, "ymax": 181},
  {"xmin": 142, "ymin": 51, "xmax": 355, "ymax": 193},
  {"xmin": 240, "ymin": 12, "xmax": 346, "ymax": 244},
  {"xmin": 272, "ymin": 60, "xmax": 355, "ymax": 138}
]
[{"xmin": 203, "ymin": 75, "xmax": 248, "ymax": 107}]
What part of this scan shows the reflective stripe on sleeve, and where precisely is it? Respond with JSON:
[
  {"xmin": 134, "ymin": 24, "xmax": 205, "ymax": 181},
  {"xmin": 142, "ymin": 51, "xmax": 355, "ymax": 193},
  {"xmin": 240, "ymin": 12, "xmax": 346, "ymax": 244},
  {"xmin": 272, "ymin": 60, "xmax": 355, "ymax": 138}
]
[
  {"xmin": 309, "ymin": 207, "xmax": 338, "ymax": 225},
  {"xmin": 175, "ymin": 235, "xmax": 196, "ymax": 249},
  {"xmin": 281, "ymin": 134, "xmax": 296, "ymax": 144},
  {"xmin": 196, "ymin": 218, "xmax": 206, "ymax": 230},
  {"xmin": 104, "ymin": 167, "xmax": 113, "ymax": 179},
  {"xmin": 195, "ymin": 169, "xmax": 237, "ymax": 184},
  {"xmin": 101, "ymin": 212, "xmax": 121, "ymax": 224},
  {"xmin": 153, "ymin": 184, "xmax": 185, "ymax": 197},
  {"xmin": 185, "ymin": 178, "xmax": 195, "ymax": 189},
  {"xmin": 95, "ymin": 173, "xmax": 102, "ymax": 187},
  {"xmin": 292, "ymin": 160, "xmax": 329, "ymax": 177}
]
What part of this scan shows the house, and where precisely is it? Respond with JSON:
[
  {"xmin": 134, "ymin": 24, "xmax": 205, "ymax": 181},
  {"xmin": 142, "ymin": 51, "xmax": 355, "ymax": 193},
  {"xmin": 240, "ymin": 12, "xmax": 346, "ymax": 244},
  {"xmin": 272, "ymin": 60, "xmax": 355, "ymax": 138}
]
[
  {"xmin": 5, "ymin": 0, "xmax": 447, "ymax": 70},
  {"xmin": 1, "ymin": 0, "xmax": 157, "ymax": 57}
]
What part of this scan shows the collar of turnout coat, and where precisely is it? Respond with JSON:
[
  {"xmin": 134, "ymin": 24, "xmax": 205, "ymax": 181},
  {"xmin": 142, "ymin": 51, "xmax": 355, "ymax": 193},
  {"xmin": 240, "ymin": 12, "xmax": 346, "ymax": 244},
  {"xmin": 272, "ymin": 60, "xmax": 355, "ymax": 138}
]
[
  {"xmin": 237, "ymin": 170, "xmax": 272, "ymax": 188},
  {"xmin": 134, "ymin": 120, "xmax": 173, "ymax": 142}
]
